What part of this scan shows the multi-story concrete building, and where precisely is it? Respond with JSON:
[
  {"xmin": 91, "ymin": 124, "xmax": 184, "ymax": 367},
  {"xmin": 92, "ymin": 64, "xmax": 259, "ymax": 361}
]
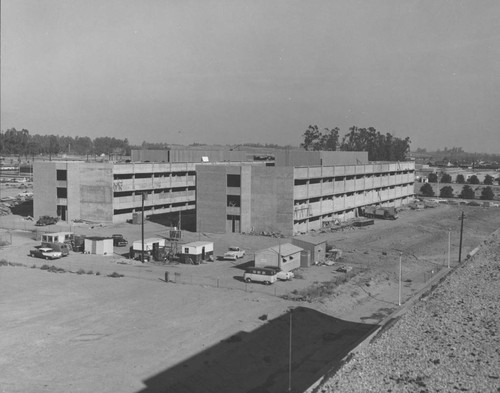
[
  {"xmin": 196, "ymin": 159, "xmax": 415, "ymax": 235},
  {"xmin": 34, "ymin": 161, "xmax": 196, "ymax": 223},
  {"xmin": 34, "ymin": 150, "xmax": 415, "ymax": 235}
]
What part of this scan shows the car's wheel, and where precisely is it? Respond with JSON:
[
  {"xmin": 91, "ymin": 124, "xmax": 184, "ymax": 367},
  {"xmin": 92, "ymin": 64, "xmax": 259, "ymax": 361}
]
[
  {"xmin": 264, "ymin": 281, "xmax": 271, "ymax": 285},
  {"xmin": 45, "ymin": 256, "xmax": 49, "ymax": 260},
  {"xmin": 245, "ymin": 278, "xmax": 252, "ymax": 283}
]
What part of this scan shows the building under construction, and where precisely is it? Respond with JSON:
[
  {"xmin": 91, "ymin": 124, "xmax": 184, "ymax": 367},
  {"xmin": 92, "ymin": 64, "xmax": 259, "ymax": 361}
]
[{"xmin": 33, "ymin": 148, "xmax": 415, "ymax": 235}]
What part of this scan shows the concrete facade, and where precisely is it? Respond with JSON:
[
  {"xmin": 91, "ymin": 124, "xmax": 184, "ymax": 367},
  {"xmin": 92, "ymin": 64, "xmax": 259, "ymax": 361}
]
[
  {"xmin": 34, "ymin": 161, "xmax": 196, "ymax": 223},
  {"xmin": 196, "ymin": 161, "xmax": 415, "ymax": 236},
  {"xmin": 34, "ymin": 152, "xmax": 414, "ymax": 235},
  {"xmin": 195, "ymin": 163, "xmax": 295, "ymax": 235}
]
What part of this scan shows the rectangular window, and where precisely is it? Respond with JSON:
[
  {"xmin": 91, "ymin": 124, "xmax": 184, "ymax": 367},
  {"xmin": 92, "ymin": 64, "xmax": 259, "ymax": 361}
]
[
  {"xmin": 56, "ymin": 170, "xmax": 67, "ymax": 181},
  {"xmin": 57, "ymin": 188, "xmax": 67, "ymax": 198},
  {"xmin": 227, "ymin": 174, "xmax": 241, "ymax": 187},
  {"xmin": 227, "ymin": 195, "xmax": 240, "ymax": 207}
]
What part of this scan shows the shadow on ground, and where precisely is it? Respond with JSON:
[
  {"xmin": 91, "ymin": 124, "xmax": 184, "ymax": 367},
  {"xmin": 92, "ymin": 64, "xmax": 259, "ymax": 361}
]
[{"xmin": 136, "ymin": 307, "xmax": 378, "ymax": 393}]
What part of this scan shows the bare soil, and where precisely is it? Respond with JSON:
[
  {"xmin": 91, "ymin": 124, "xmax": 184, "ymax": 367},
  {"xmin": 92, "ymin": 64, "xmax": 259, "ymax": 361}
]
[{"xmin": 1, "ymin": 203, "xmax": 499, "ymax": 392}]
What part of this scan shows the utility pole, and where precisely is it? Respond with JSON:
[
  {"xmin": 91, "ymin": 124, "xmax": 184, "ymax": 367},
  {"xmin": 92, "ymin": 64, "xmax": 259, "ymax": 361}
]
[
  {"xmin": 458, "ymin": 211, "xmax": 464, "ymax": 263},
  {"xmin": 142, "ymin": 192, "xmax": 147, "ymax": 263},
  {"xmin": 288, "ymin": 308, "xmax": 293, "ymax": 392},
  {"xmin": 398, "ymin": 252, "xmax": 402, "ymax": 306}
]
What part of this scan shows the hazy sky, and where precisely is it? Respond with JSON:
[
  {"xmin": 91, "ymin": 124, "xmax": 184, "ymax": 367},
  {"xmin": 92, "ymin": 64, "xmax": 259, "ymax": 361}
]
[{"xmin": 2, "ymin": 0, "xmax": 500, "ymax": 152}]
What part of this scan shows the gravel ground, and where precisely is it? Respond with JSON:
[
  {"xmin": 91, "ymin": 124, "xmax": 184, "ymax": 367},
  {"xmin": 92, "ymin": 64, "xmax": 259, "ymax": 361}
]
[{"xmin": 318, "ymin": 229, "xmax": 500, "ymax": 393}]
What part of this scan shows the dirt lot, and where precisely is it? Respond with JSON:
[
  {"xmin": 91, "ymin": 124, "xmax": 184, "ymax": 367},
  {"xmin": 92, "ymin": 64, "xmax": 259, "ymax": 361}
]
[{"xmin": 1, "ymin": 203, "xmax": 499, "ymax": 392}]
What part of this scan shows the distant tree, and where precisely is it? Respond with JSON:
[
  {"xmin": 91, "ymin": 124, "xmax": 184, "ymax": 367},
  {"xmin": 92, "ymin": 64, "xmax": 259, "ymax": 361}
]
[
  {"xmin": 456, "ymin": 174, "xmax": 465, "ymax": 184},
  {"xmin": 319, "ymin": 127, "xmax": 340, "ymax": 151},
  {"xmin": 420, "ymin": 183, "xmax": 435, "ymax": 197},
  {"xmin": 427, "ymin": 173, "xmax": 438, "ymax": 183},
  {"xmin": 480, "ymin": 187, "xmax": 494, "ymax": 200},
  {"xmin": 468, "ymin": 175, "xmax": 480, "ymax": 184},
  {"xmin": 301, "ymin": 125, "xmax": 322, "ymax": 151},
  {"xmin": 440, "ymin": 173, "xmax": 452, "ymax": 183},
  {"xmin": 459, "ymin": 185, "xmax": 475, "ymax": 199},
  {"xmin": 440, "ymin": 186, "xmax": 454, "ymax": 198},
  {"xmin": 496, "ymin": 177, "xmax": 500, "ymax": 186},
  {"xmin": 483, "ymin": 175, "xmax": 494, "ymax": 185}
]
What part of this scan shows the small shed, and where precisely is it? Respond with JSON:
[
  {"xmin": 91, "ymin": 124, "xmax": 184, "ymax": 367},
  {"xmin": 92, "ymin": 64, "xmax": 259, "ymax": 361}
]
[
  {"xmin": 84, "ymin": 237, "xmax": 113, "ymax": 255},
  {"xmin": 254, "ymin": 243, "xmax": 303, "ymax": 272},
  {"xmin": 292, "ymin": 235, "xmax": 327, "ymax": 265},
  {"xmin": 180, "ymin": 241, "xmax": 214, "ymax": 264},
  {"xmin": 132, "ymin": 237, "xmax": 167, "ymax": 252}
]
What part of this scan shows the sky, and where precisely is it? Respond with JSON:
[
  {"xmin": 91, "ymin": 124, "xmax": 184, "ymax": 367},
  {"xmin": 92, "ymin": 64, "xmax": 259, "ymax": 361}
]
[{"xmin": 1, "ymin": 0, "xmax": 500, "ymax": 153}]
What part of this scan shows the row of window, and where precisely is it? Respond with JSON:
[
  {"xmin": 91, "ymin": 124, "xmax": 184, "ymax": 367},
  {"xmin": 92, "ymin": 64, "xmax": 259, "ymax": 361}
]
[
  {"xmin": 294, "ymin": 183, "xmax": 414, "ymax": 205},
  {"xmin": 113, "ymin": 171, "xmax": 196, "ymax": 180},
  {"xmin": 113, "ymin": 201, "xmax": 195, "ymax": 215},
  {"xmin": 114, "ymin": 186, "xmax": 195, "ymax": 198}
]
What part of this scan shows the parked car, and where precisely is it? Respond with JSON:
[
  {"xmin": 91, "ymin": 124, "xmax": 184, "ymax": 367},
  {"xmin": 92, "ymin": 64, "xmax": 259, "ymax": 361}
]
[
  {"xmin": 243, "ymin": 267, "xmax": 277, "ymax": 285},
  {"xmin": 41, "ymin": 241, "xmax": 70, "ymax": 256},
  {"xmin": 29, "ymin": 247, "xmax": 62, "ymax": 260},
  {"xmin": 264, "ymin": 266, "xmax": 294, "ymax": 281},
  {"xmin": 466, "ymin": 201, "xmax": 481, "ymax": 207},
  {"xmin": 112, "ymin": 234, "xmax": 128, "ymax": 247},
  {"xmin": 35, "ymin": 216, "xmax": 59, "ymax": 226},
  {"xmin": 223, "ymin": 246, "xmax": 246, "ymax": 260}
]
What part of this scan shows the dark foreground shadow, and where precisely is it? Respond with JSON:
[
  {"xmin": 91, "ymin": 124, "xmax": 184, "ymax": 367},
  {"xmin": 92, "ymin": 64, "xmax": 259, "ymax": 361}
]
[{"xmin": 136, "ymin": 307, "xmax": 378, "ymax": 393}]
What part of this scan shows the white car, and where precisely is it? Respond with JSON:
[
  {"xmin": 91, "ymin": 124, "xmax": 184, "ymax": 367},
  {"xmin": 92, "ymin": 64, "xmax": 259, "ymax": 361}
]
[
  {"xmin": 29, "ymin": 247, "xmax": 63, "ymax": 260},
  {"xmin": 264, "ymin": 266, "xmax": 294, "ymax": 281},
  {"xmin": 223, "ymin": 247, "xmax": 246, "ymax": 260}
]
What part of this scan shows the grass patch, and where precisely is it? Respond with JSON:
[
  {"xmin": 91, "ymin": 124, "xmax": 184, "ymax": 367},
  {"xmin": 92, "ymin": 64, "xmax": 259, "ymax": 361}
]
[{"xmin": 107, "ymin": 272, "xmax": 124, "ymax": 278}]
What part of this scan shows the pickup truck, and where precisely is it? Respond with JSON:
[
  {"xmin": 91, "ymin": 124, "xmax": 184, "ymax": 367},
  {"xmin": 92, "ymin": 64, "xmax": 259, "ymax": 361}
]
[{"xmin": 223, "ymin": 246, "xmax": 246, "ymax": 260}]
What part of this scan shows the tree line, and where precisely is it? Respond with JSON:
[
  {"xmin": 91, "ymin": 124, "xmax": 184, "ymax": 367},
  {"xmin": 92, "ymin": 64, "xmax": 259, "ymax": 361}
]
[
  {"xmin": 0, "ymin": 128, "xmax": 131, "ymax": 158},
  {"xmin": 420, "ymin": 183, "xmax": 495, "ymax": 201},
  {"xmin": 300, "ymin": 125, "xmax": 411, "ymax": 161}
]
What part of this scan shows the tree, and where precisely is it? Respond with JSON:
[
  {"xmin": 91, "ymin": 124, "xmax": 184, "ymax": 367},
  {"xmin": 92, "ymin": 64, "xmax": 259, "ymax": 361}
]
[
  {"xmin": 440, "ymin": 173, "xmax": 452, "ymax": 183},
  {"xmin": 496, "ymin": 177, "xmax": 500, "ymax": 186},
  {"xmin": 459, "ymin": 185, "xmax": 475, "ymax": 199},
  {"xmin": 420, "ymin": 183, "xmax": 435, "ymax": 197},
  {"xmin": 480, "ymin": 187, "xmax": 494, "ymax": 200},
  {"xmin": 300, "ymin": 125, "xmax": 322, "ymax": 151},
  {"xmin": 427, "ymin": 173, "xmax": 438, "ymax": 183},
  {"xmin": 483, "ymin": 175, "xmax": 494, "ymax": 185},
  {"xmin": 301, "ymin": 125, "xmax": 411, "ymax": 161},
  {"xmin": 319, "ymin": 127, "xmax": 339, "ymax": 151},
  {"xmin": 440, "ymin": 186, "xmax": 454, "ymax": 198},
  {"xmin": 468, "ymin": 175, "xmax": 480, "ymax": 184},
  {"xmin": 456, "ymin": 174, "xmax": 465, "ymax": 184}
]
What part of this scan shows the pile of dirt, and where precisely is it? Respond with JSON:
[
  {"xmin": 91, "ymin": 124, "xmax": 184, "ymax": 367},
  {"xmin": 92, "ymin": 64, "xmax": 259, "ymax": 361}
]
[{"xmin": 318, "ymin": 229, "xmax": 500, "ymax": 392}]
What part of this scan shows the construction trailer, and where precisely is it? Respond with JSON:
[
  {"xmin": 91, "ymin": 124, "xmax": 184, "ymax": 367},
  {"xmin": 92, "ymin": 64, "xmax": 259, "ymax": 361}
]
[
  {"xmin": 40, "ymin": 232, "xmax": 74, "ymax": 244},
  {"xmin": 84, "ymin": 237, "xmax": 114, "ymax": 255},
  {"xmin": 254, "ymin": 243, "xmax": 303, "ymax": 272},
  {"xmin": 131, "ymin": 237, "xmax": 168, "ymax": 261},
  {"xmin": 180, "ymin": 241, "xmax": 214, "ymax": 264}
]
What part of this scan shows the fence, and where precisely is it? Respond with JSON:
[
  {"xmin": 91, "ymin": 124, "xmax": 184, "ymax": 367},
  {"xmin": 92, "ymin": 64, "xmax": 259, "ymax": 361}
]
[
  {"xmin": 168, "ymin": 272, "xmax": 288, "ymax": 297},
  {"xmin": 166, "ymin": 268, "xmax": 358, "ymax": 299}
]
